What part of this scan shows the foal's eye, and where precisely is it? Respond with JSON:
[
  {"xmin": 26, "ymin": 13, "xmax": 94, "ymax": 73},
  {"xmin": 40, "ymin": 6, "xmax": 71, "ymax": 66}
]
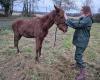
[
  {"xmin": 60, "ymin": 16, "xmax": 64, "ymax": 18},
  {"xmin": 61, "ymin": 16, "xmax": 63, "ymax": 18}
]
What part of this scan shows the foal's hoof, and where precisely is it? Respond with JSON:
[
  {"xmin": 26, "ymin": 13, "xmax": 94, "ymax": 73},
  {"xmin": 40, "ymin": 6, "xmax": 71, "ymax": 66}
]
[
  {"xmin": 18, "ymin": 52, "xmax": 21, "ymax": 54},
  {"xmin": 35, "ymin": 58, "xmax": 40, "ymax": 64},
  {"xmin": 16, "ymin": 51, "xmax": 21, "ymax": 54},
  {"xmin": 35, "ymin": 60, "xmax": 40, "ymax": 64}
]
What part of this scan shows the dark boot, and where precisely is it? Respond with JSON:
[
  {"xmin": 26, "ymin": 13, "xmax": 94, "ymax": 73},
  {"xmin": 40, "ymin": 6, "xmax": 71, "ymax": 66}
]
[{"xmin": 75, "ymin": 68, "xmax": 86, "ymax": 80}]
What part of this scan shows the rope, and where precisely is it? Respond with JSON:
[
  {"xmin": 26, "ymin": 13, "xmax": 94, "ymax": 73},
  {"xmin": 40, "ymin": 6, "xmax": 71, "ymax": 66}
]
[{"xmin": 54, "ymin": 27, "xmax": 58, "ymax": 47}]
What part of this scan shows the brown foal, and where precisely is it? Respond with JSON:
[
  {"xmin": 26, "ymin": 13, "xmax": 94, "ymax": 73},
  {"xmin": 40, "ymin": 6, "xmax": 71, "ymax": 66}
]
[{"xmin": 12, "ymin": 5, "xmax": 68, "ymax": 62}]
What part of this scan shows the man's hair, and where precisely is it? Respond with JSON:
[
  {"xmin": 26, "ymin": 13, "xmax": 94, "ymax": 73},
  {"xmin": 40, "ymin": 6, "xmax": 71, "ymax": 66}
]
[
  {"xmin": 82, "ymin": 6, "xmax": 92, "ymax": 16},
  {"xmin": 82, "ymin": 6, "xmax": 93, "ymax": 23}
]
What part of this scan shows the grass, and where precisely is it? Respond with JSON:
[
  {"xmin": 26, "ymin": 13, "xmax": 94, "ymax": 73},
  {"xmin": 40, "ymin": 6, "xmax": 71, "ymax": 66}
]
[
  {"xmin": 85, "ymin": 23, "xmax": 100, "ymax": 64},
  {"xmin": 63, "ymin": 28, "xmax": 74, "ymax": 50},
  {"xmin": 86, "ymin": 49, "xmax": 96, "ymax": 62},
  {"xmin": 23, "ymin": 47, "xmax": 33, "ymax": 53},
  {"xmin": 0, "ymin": 19, "xmax": 100, "ymax": 80}
]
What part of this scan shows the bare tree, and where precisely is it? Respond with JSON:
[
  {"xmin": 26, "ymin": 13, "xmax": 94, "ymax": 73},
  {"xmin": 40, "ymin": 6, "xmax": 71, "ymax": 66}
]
[
  {"xmin": 82, "ymin": 0, "xmax": 94, "ymax": 13},
  {"xmin": 83, "ymin": 0, "xmax": 92, "ymax": 6},
  {"xmin": 0, "ymin": 0, "xmax": 16, "ymax": 16},
  {"xmin": 22, "ymin": 0, "xmax": 40, "ymax": 16},
  {"xmin": 52, "ymin": 0, "xmax": 77, "ymax": 11},
  {"xmin": 52, "ymin": 0, "xmax": 63, "ymax": 7},
  {"xmin": 22, "ymin": 0, "xmax": 28, "ymax": 16}
]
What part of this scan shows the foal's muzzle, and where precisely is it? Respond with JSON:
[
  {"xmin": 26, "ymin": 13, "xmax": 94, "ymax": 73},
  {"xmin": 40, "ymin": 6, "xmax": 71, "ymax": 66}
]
[{"xmin": 58, "ymin": 24, "xmax": 68, "ymax": 33}]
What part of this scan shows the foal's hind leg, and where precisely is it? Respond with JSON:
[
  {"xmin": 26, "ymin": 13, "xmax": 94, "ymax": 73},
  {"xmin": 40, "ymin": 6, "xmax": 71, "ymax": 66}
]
[{"xmin": 14, "ymin": 34, "xmax": 22, "ymax": 53}]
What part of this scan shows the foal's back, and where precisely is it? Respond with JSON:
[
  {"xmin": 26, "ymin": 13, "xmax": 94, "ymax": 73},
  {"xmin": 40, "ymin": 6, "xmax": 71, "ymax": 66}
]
[{"xmin": 12, "ymin": 17, "xmax": 43, "ymax": 38}]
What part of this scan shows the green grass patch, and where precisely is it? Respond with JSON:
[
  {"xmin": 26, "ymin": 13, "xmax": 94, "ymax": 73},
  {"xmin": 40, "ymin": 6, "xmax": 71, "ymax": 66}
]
[
  {"xmin": 0, "ymin": 29, "xmax": 11, "ymax": 35},
  {"xmin": 91, "ymin": 23, "xmax": 100, "ymax": 39},
  {"xmin": 63, "ymin": 37, "xmax": 72, "ymax": 49},
  {"xmin": 86, "ymin": 49, "xmax": 96, "ymax": 62},
  {"xmin": 63, "ymin": 28, "xmax": 74, "ymax": 49},
  {"xmin": 0, "ymin": 25, "xmax": 12, "ymax": 35},
  {"xmin": 85, "ymin": 23, "xmax": 100, "ymax": 63},
  {"xmin": 1, "ymin": 48, "xmax": 16, "ymax": 56},
  {"xmin": 23, "ymin": 47, "xmax": 33, "ymax": 53},
  {"xmin": 0, "ymin": 39, "xmax": 10, "ymax": 49}
]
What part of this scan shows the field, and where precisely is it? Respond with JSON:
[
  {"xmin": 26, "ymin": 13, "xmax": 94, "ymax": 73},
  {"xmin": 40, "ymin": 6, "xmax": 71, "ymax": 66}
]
[{"xmin": 0, "ymin": 17, "xmax": 100, "ymax": 80}]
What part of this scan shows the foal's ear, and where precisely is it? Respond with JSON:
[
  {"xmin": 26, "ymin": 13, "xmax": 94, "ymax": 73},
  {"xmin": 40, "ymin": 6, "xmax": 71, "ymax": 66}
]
[{"xmin": 54, "ymin": 5, "xmax": 60, "ymax": 12}]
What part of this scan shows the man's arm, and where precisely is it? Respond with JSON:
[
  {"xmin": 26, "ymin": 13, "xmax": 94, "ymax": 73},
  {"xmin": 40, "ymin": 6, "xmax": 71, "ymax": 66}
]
[{"xmin": 65, "ymin": 17, "xmax": 92, "ymax": 29}]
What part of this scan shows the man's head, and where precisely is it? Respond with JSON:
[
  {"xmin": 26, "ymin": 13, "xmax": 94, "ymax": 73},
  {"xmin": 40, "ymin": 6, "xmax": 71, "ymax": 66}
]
[{"xmin": 81, "ymin": 6, "xmax": 92, "ymax": 16}]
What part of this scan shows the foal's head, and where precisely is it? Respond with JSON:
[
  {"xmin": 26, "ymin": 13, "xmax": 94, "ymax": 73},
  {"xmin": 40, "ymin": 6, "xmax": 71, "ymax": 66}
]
[{"xmin": 54, "ymin": 5, "xmax": 68, "ymax": 32}]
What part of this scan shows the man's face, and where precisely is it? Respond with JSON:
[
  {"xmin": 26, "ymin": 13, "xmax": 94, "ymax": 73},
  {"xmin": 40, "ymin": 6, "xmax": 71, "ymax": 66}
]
[{"xmin": 80, "ymin": 9, "xmax": 84, "ymax": 15}]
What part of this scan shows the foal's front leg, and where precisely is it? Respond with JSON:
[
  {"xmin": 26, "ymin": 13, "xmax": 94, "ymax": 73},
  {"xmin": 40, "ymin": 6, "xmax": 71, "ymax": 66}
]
[
  {"xmin": 14, "ymin": 34, "xmax": 22, "ymax": 53},
  {"xmin": 35, "ymin": 38, "xmax": 44, "ymax": 63},
  {"xmin": 38, "ymin": 38, "xmax": 44, "ymax": 57}
]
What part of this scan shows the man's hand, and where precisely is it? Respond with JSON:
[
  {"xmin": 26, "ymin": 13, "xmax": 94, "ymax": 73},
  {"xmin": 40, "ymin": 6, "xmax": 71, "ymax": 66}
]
[{"xmin": 64, "ymin": 13, "xmax": 68, "ymax": 20}]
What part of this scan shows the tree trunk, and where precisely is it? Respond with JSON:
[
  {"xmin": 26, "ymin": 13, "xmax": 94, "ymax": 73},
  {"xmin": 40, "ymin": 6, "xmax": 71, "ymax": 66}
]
[
  {"xmin": 29, "ymin": 0, "xmax": 32, "ymax": 16},
  {"xmin": 4, "ymin": 6, "xmax": 9, "ymax": 16},
  {"xmin": 59, "ymin": 0, "xmax": 62, "ymax": 7},
  {"xmin": 22, "ymin": 0, "xmax": 29, "ymax": 16},
  {"xmin": 9, "ymin": 0, "xmax": 13, "ymax": 16}
]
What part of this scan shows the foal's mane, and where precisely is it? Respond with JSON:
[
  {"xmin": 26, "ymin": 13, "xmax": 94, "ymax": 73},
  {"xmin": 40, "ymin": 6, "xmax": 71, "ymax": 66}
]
[{"xmin": 40, "ymin": 10, "xmax": 56, "ymax": 22}]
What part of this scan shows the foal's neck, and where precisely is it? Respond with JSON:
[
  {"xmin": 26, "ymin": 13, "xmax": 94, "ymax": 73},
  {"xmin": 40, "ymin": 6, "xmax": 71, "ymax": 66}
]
[{"xmin": 41, "ymin": 10, "xmax": 56, "ymax": 30}]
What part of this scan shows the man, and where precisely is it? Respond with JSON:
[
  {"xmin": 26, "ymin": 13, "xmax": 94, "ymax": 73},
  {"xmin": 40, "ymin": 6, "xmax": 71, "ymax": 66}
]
[{"xmin": 65, "ymin": 6, "xmax": 93, "ymax": 80}]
